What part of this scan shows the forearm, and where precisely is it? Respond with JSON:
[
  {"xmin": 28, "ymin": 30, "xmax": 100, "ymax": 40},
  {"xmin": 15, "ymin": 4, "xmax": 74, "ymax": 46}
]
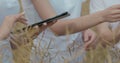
[
  {"xmin": 73, "ymin": 12, "xmax": 104, "ymax": 32},
  {"xmin": 51, "ymin": 12, "xmax": 104, "ymax": 35},
  {"xmin": 32, "ymin": 0, "xmax": 105, "ymax": 35},
  {"xmin": 31, "ymin": 0, "xmax": 56, "ymax": 19}
]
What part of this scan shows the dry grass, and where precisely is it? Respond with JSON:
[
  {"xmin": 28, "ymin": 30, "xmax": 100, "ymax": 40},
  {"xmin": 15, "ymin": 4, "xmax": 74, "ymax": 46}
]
[
  {"xmin": 11, "ymin": 32, "xmax": 120, "ymax": 63},
  {"xmin": 7, "ymin": 0, "xmax": 120, "ymax": 63},
  {"xmin": 81, "ymin": 0, "xmax": 90, "ymax": 16}
]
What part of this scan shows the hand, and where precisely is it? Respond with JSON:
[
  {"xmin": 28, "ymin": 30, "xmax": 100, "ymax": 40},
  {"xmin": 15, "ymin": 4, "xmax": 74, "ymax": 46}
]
[
  {"xmin": 3, "ymin": 12, "xmax": 27, "ymax": 25},
  {"xmin": 10, "ymin": 32, "xmax": 32, "ymax": 49},
  {"xmin": 100, "ymin": 4, "xmax": 120, "ymax": 22},
  {"xmin": 10, "ymin": 20, "xmax": 57, "ymax": 49},
  {"xmin": 82, "ymin": 29, "xmax": 97, "ymax": 50},
  {"xmin": 0, "ymin": 12, "xmax": 27, "ymax": 40},
  {"xmin": 27, "ymin": 20, "xmax": 57, "ymax": 39}
]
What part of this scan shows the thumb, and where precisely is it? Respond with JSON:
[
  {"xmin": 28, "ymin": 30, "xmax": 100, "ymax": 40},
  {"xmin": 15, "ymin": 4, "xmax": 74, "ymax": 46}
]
[
  {"xmin": 16, "ymin": 12, "xmax": 25, "ymax": 19},
  {"xmin": 84, "ymin": 40, "xmax": 93, "ymax": 50},
  {"xmin": 84, "ymin": 33, "xmax": 89, "ymax": 42},
  {"xmin": 33, "ymin": 25, "xmax": 39, "ymax": 29}
]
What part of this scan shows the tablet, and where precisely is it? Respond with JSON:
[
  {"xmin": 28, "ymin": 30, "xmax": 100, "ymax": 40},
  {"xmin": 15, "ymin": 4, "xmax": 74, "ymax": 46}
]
[{"xmin": 22, "ymin": 12, "xmax": 70, "ymax": 30}]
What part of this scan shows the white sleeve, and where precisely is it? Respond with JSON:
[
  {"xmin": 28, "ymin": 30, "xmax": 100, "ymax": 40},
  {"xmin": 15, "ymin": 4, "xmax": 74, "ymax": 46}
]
[
  {"xmin": 90, "ymin": 0, "xmax": 106, "ymax": 14},
  {"xmin": 0, "ymin": 40, "xmax": 13, "ymax": 63}
]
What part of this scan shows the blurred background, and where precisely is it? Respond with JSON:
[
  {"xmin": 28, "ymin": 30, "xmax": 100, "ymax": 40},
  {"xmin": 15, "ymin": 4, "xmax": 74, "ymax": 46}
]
[{"xmin": 81, "ymin": 0, "xmax": 89, "ymax": 16}]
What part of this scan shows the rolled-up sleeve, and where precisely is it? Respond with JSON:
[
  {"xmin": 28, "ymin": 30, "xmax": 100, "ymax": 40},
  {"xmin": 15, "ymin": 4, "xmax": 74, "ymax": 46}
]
[
  {"xmin": 0, "ymin": 40, "xmax": 13, "ymax": 63},
  {"xmin": 90, "ymin": 0, "xmax": 106, "ymax": 14}
]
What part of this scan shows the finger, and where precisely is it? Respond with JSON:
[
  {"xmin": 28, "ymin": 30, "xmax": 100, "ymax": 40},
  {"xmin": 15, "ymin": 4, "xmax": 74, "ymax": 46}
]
[
  {"xmin": 10, "ymin": 37, "xmax": 16, "ymax": 43},
  {"xmin": 18, "ymin": 18, "xmax": 27, "ymax": 22},
  {"xmin": 33, "ymin": 25, "xmax": 39, "ymax": 29},
  {"xmin": 19, "ymin": 20, "xmax": 28, "ymax": 25},
  {"xmin": 19, "ymin": 16, "xmax": 27, "ymax": 21},
  {"xmin": 113, "ymin": 10, "xmax": 120, "ymax": 15},
  {"xmin": 18, "ymin": 16, "xmax": 28, "ymax": 24},
  {"xmin": 32, "ymin": 25, "xmax": 41, "ymax": 36},
  {"xmin": 15, "ymin": 12, "xmax": 25, "ymax": 19},
  {"xmin": 43, "ymin": 22, "xmax": 47, "ymax": 26},
  {"xmin": 84, "ymin": 34, "xmax": 96, "ymax": 49},
  {"xmin": 111, "ymin": 18, "xmax": 120, "ymax": 22},
  {"xmin": 84, "ymin": 33, "xmax": 89, "ymax": 42},
  {"xmin": 110, "ymin": 4, "xmax": 120, "ymax": 9},
  {"xmin": 84, "ymin": 40, "xmax": 93, "ymax": 50},
  {"xmin": 111, "ymin": 14, "xmax": 120, "ymax": 18},
  {"xmin": 17, "ymin": 12, "xmax": 24, "ymax": 17},
  {"xmin": 50, "ymin": 20, "xmax": 57, "ymax": 24},
  {"xmin": 48, "ymin": 20, "xmax": 57, "ymax": 26},
  {"xmin": 10, "ymin": 35, "xmax": 18, "ymax": 43},
  {"xmin": 44, "ymin": 20, "xmax": 57, "ymax": 27},
  {"xmin": 88, "ymin": 33, "xmax": 96, "ymax": 44},
  {"xmin": 10, "ymin": 39, "xmax": 18, "ymax": 49}
]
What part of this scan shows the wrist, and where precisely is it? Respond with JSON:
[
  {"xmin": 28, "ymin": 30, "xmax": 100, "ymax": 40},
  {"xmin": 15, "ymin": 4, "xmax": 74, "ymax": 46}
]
[{"xmin": 95, "ymin": 11, "xmax": 106, "ymax": 23}]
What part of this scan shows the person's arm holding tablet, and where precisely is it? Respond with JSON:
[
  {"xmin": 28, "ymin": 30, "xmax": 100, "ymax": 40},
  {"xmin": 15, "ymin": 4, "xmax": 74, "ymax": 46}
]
[
  {"xmin": 0, "ymin": 12, "xmax": 57, "ymax": 49},
  {"xmin": 32, "ymin": 0, "xmax": 120, "ymax": 36}
]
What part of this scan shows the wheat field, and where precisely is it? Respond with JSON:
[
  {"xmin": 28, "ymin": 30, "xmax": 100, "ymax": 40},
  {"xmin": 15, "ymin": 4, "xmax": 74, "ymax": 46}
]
[{"xmin": 9, "ymin": 0, "xmax": 120, "ymax": 63}]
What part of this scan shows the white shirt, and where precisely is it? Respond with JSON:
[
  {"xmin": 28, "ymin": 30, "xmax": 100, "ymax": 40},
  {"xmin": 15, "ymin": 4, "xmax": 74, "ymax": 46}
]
[
  {"xmin": 90, "ymin": 0, "xmax": 120, "ymax": 48},
  {"xmin": 22, "ymin": 0, "xmax": 85, "ymax": 63},
  {"xmin": 22, "ymin": 0, "xmax": 82, "ymax": 50},
  {"xmin": 0, "ymin": 0, "xmax": 20, "ymax": 25}
]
